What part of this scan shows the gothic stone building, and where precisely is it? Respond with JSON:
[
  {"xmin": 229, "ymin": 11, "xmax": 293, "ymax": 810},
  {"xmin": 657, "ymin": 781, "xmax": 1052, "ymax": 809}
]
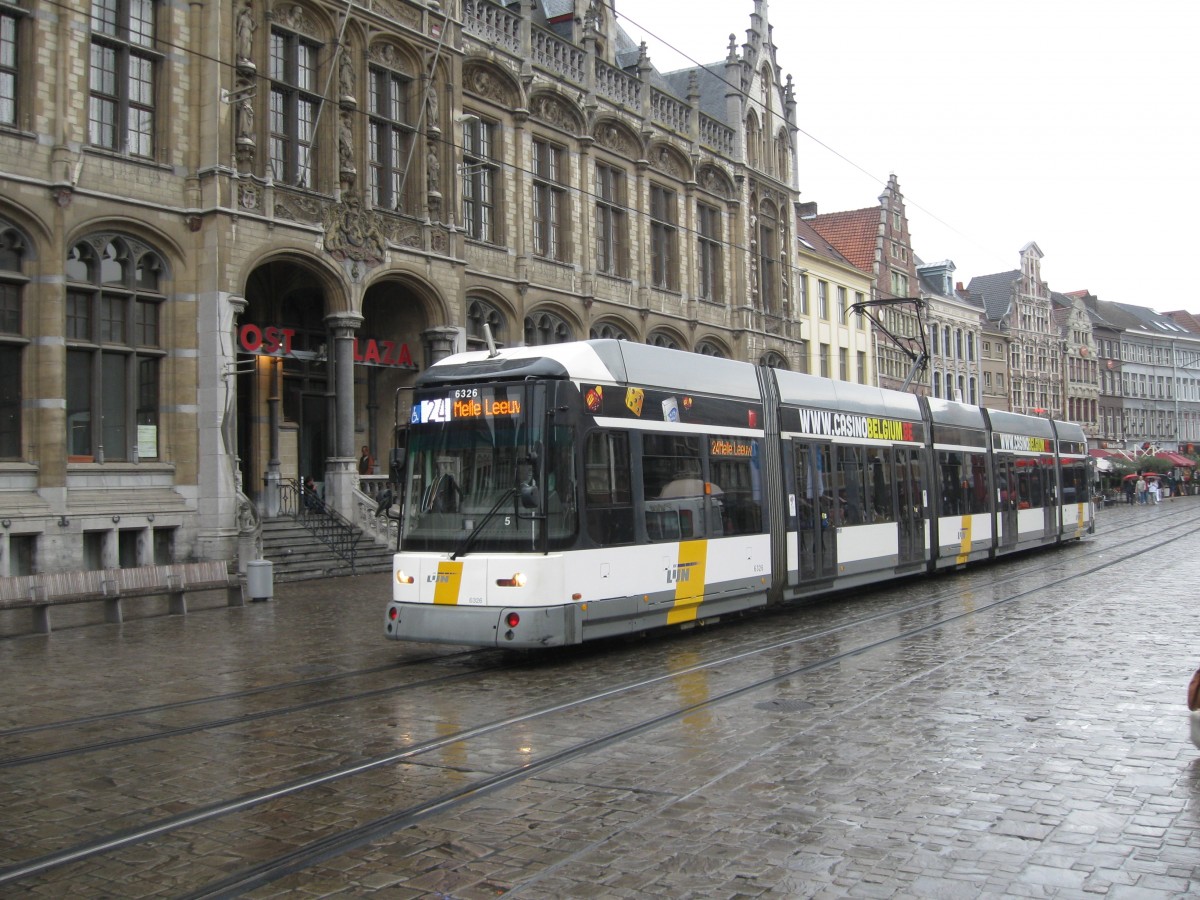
[{"xmin": 0, "ymin": 0, "xmax": 814, "ymax": 574}]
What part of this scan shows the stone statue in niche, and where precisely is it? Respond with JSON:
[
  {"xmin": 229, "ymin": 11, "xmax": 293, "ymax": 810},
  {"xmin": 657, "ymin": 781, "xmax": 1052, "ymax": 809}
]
[{"xmin": 236, "ymin": 2, "xmax": 256, "ymax": 62}]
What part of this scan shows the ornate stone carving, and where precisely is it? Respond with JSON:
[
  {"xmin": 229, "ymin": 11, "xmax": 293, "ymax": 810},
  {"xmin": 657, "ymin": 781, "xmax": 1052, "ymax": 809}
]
[
  {"xmin": 369, "ymin": 42, "xmax": 412, "ymax": 76},
  {"xmin": 697, "ymin": 164, "xmax": 732, "ymax": 199},
  {"xmin": 338, "ymin": 111, "xmax": 355, "ymax": 180},
  {"xmin": 273, "ymin": 190, "xmax": 325, "ymax": 224},
  {"xmin": 531, "ymin": 94, "xmax": 580, "ymax": 133},
  {"xmin": 464, "ymin": 63, "xmax": 515, "ymax": 106},
  {"xmin": 324, "ymin": 194, "xmax": 386, "ymax": 265},
  {"xmin": 382, "ymin": 219, "xmax": 423, "ymax": 248},
  {"xmin": 269, "ymin": 2, "xmax": 318, "ymax": 37},
  {"xmin": 650, "ymin": 144, "xmax": 686, "ymax": 180},
  {"xmin": 370, "ymin": 0, "xmax": 420, "ymax": 28},
  {"xmin": 338, "ymin": 47, "xmax": 355, "ymax": 102},
  {"xmin": 236, "ymin": 1, "xmax": 257, "ymax": 62},
  {"xmin": 238, "ymin": 183, "xmax": 260, "ymax": 210},
  {"xmin": 594, "ymin": 121, "xmax": 636, "ymax": 157}
]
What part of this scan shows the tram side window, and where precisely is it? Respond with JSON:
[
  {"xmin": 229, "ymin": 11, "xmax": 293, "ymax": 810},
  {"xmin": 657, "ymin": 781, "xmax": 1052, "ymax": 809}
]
[
  {"xmin": 968, "ymin": 452, "xmax": 989, "ymax": 513},
  {"xmin": 584, "ymin": 431, "xmax": 634, "ymax": 545},
  {"xmin": 642, "ymin": 433, "xmax": 706, "ymax": 541},
  {"xmin": 937, "ymin": 451, "xmax": 966, "ymax": 516},
  {"xmin": 1015, "ymin": 462, "xmax": 1043, "ymax": 509},
  {"xmin": 709, "ymin": 440, "xmax": 764, "ymax": 535},
  {"xmin": 866, "ymin": 447, "xmax": 894, "ymax": 522},
  {"xmin": 1060, "ymin": 463, "xmax": 1086, "ymax": 503},
  {"xmin": 837, "ymin": 446, "xmax": 867, "ymax": 525}
]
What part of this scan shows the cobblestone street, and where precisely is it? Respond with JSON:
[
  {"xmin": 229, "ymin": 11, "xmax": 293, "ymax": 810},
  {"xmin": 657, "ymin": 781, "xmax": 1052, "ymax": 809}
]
[{"xmin": 2, "ymin": 500, "xmax": 1199, "ymax": 898}]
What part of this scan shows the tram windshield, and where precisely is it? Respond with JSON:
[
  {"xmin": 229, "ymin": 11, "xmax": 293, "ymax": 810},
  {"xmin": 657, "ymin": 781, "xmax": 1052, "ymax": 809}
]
[{"xmin": 400, "ymin": 382, "xmax": 576, "ymax": 553}]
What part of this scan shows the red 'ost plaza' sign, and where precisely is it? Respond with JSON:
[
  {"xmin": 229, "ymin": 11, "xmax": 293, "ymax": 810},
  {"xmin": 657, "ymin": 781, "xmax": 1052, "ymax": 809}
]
[{"xmin": 238, "ymin": 324, "xmax": 415, "ymax": 368}]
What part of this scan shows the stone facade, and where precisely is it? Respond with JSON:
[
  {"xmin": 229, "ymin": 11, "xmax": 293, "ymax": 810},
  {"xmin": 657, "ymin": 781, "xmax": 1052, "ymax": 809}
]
[{"xmin": 0, "ymin": 0, "xmax": 817, "ymax": 574}]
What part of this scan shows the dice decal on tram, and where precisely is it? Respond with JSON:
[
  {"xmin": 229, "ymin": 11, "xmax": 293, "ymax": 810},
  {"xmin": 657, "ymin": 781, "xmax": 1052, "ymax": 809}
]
[{"xmin": 384, "ymin": 340, "xmax": 1094, "ymax": 648}]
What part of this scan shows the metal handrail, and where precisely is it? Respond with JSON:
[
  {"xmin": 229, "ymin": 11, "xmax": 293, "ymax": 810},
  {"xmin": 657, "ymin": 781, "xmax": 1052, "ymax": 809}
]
[{"xmin": 280, "ymin": 478, "xmax": 360, "ymax": 573}]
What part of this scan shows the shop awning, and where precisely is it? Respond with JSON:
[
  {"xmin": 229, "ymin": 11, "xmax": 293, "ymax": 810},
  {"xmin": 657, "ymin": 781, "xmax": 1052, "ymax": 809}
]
[{"xmin": 1156, "ymin": 452, "xmax": 1195, "ymax": 467}]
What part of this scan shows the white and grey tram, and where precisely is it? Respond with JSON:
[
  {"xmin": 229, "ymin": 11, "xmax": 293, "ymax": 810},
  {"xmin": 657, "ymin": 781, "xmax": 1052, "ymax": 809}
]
[{"xmin": 384, "ymin": 340, "xmax": 1093, "ymax": 648}]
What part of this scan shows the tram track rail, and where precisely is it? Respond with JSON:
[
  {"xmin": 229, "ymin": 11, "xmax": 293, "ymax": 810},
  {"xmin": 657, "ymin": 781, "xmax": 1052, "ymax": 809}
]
[
  {"xmin": 2, "ymin": 506, "xmax": 1197, "ymax": 893},
  {"xmin": 0, "ymin": 504, "xmax": 1189, "ymax": 772}
]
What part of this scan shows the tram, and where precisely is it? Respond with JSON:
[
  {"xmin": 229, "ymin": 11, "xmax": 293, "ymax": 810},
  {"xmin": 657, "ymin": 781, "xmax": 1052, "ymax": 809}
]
[{"xmin": 384, "ymin": 340, "xmax": 1093, "ymax": 648}]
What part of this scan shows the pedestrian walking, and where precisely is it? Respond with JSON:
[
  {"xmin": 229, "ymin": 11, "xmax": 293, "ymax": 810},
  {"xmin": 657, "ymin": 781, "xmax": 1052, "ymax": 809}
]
[
  {"xmin": 1124, "ymin": 478, "xmax": 1136, "ymax": 505},
  {"xmin": 1189, "ymin": 666, "xmax": 1200, "ymax": 749},
  {"xmin": 1148, "ymin": 478, "xmax": 1160, "ymax": 504},
  {"xmin": 1136, "ymin": 475, "xmax": 1147, "ymax": 504}
]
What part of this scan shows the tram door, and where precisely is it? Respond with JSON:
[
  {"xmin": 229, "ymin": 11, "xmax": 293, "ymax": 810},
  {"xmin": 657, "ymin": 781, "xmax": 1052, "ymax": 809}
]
[
  {"xmin": 997, "ymin": 456, "xmax": 1018, "ymax": 548},
  {"xmin": 1042, "ymin": 459, "xmax": 1058, "ymax": 539},
  {"xmin": 895, "ymin": 447, "xmax": 926, "ymax": 566},
  {"xmin": 793, "ymin": 441, "xmax": 836, "ymax": 582}
]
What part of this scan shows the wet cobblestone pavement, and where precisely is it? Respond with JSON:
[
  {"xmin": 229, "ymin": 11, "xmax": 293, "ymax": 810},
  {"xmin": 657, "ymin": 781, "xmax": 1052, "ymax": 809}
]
[{"xmin": 2, "ymin": 498, "xmax": 1199, "ymax": 898}]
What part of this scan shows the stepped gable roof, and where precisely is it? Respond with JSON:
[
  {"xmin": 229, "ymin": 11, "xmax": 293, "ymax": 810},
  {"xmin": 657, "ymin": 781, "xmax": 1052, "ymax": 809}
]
[
  {"xmin": 807, "ymin": 208, "xmax": 877, "ymax": 272},
  {"xmin": 795, "ymin": 216, "xmax": 860, "ymax": 270},
  {"xmin": 965, "ymin": 270, "xmax": 1019, "ymax": 323}
]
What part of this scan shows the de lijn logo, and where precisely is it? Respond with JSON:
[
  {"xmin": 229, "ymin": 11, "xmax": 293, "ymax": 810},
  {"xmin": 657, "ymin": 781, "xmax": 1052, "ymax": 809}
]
[{"xmin": 666, "ymin": 560, "xmax": 698, "ymax": 584}]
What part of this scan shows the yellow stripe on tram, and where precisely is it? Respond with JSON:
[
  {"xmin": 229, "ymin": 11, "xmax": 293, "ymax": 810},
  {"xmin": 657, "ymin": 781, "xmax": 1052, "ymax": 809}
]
[
  {"xmin": 667, "ymin": 539, "xmax": 707, "ymax": 625},
  {"xmin": 432, "ymin": 560, "xmax": 464, "ymax": 605},
  {"xmin": 956, "ymin": 514, "xmax": 972, "ymax": 566}
]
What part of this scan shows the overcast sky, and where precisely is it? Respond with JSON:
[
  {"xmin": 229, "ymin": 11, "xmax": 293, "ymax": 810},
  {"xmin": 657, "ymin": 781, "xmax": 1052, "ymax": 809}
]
[{"xmin": 616, "ymin": 0, "xmax": 1198, "ymax": 313}]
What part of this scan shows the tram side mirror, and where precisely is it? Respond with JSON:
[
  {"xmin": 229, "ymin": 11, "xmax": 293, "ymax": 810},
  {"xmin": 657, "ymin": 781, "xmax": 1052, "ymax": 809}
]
[
  {"xmin": 389, "ymin": 447, "xmax": 406, "ymax": 483},
  {"xmin": 519, "ymin": 478, "xmax": 539, "ymax": 509}
]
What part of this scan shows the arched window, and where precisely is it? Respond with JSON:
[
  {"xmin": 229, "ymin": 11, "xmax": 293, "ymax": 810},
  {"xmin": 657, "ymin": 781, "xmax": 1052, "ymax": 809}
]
[
  {"xmin": 65, "ymin": 235, "xmax": 167, "ymax": 461},
  {"xmin": 932, "ymin": 371, "xmax": 942, "ymax": 399},
  {"xmin": 523, "ymin": 310, "xmax": 572, "ymax": 346},
  {"xmin": 761, "ymin": 351, "xmax": 788, "ymax": 370},
  {"xmin": 0, "ymin": 223, "xmax": 27, "ymax": 459},
  {"xmin": 466, "ymin": 297, "xmax": 504, "ymax": 349},
  {"xmin": 648, "ymin": 332, "xmax": 680, "ymax": 350},
  {"xmin": 589, "ymin": 322, "xmax": 629, "ymax": 341},
  {"xmin": 696, "ymin": 340, "xmax": 725, "ymax": 359}
]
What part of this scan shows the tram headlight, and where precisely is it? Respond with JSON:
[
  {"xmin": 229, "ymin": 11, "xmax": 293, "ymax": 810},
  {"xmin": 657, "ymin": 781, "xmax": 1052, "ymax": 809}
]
[
  {"xmin": 496, "ymin": 572, "xmax": 526, "ymax": 587},
  {"xmin": 505, "ymin": 611, "xmax": 520, "ymax": 628},
  {"xmin": 396, "ymin": 570, "xmax": 414, "ymax": 584}
]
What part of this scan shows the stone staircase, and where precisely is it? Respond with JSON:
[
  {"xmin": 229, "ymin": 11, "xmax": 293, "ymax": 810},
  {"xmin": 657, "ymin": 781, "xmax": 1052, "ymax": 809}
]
[{"xmin": 260, "ymin": 517, "xmax": 394, "ymax": 582}]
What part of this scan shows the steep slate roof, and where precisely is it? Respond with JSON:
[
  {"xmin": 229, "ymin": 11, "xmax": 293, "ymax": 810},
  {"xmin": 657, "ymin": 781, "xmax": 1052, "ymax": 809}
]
[
  {"xmin": 965, "ymin": 270, "xmax": 1020, "ymax": 323},
  {"xmin": 807, "ymin": 208, "xmax": 878, "ymax": 272},
  {"xmin": 1112, "ymin": 301, "xmax": 1192, "ymax": 337},
  {"xmin": 663, "ymin": 64, "xmax": 731, "ymax": 121}
]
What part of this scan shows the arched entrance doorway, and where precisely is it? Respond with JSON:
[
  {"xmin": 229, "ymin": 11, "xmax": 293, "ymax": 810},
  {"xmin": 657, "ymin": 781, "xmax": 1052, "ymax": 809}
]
[
  {"xmin": 238, "ymin": 261, "xmax": 334, "ymax": 506},
  {"xmin": 359, "ymin": 279, "xmax": 428, "ymax": 474}
]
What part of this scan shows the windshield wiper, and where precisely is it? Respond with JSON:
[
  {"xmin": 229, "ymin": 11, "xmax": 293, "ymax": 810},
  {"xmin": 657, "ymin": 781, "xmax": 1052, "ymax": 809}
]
[{"xmin": 451, "ymin": 487, "xmax": 516, "ymax": 560}]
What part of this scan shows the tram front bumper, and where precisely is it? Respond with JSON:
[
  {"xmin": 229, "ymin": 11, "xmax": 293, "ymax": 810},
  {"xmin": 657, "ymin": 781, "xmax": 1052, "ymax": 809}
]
[{"xmin": 385, "ymin": 601, "xmax": 578, "ymax": 648}]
